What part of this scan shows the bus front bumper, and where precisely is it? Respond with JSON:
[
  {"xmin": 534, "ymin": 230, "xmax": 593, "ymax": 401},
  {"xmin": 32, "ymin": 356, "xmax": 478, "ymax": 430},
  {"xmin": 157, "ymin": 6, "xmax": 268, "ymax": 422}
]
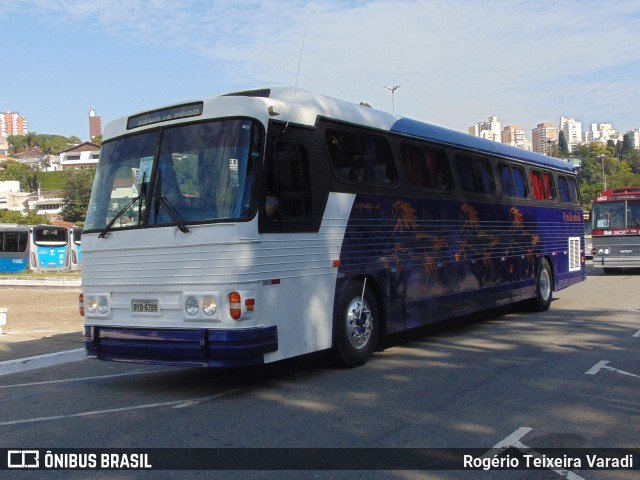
[
  {"xmin": 84, "ymin": 325, "xmax": 278, "ymax": 368},
  {"xmin": 592, "ymin": 255, "xmax": 640, "ymax": 269}
]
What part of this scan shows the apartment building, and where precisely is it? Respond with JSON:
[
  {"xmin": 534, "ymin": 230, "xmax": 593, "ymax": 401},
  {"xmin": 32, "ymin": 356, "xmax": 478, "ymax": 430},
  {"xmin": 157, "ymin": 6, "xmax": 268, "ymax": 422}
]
[
  {"xmin": 532, "ymin": 123, "xmax": 558, "ymax": 155},
  {"xmin": 560, "ymin": 117, "xmax": 582, "ymax": 152},
  {"xmin": 0, "ymin": 112, "xmax": 28, "ymax": 137},
  {"xmin": 468, "ymin": 116, "xmax": 501, "ymax": 142},
  {"xmin": 501, "ymin": 125, "xmax": 531, "ymax": 151}
]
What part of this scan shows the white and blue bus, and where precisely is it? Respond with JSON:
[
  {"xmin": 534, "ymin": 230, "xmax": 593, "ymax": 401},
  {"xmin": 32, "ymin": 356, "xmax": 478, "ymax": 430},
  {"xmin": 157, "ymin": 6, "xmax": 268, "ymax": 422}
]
[
  {"xmin": 30, "ymin": 225, "xmax": 70, "ymax": 273},
  {"xmin": 81, "ymin": 87, "xmax": 586, "ymax": 368},
  {"xmin": 69, "ymin": 227, "xmax": 83, "ymax": 271},
  {"xmin": 0, "ymin": 225, "xmax": 30, "ymax": 273}
]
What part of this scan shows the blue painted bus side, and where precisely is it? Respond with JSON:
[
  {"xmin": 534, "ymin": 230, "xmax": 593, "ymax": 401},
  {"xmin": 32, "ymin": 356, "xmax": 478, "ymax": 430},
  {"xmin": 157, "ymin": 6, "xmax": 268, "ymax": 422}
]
[{"xmin": 336, "ymin": 194, "xmax": 584, "ymax": 334}]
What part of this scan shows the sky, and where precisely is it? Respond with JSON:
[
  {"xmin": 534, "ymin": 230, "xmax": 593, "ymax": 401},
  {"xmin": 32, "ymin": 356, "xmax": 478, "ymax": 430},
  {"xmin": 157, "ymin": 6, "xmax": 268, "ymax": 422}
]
[{"xmin": 1, "ymin": 0, "xmax": 639, "ymax": 141}]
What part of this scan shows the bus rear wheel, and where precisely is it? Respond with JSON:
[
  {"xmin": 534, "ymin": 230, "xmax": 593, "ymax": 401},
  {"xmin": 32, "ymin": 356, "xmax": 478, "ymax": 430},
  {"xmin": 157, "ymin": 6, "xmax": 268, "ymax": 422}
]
[
  {"xmin": 527, "ymin": 258, "xmax": 553, "ymax": 312},
  {"xmin": 333, "ymin": 280, "xmax": 380, "ymax": 368}
]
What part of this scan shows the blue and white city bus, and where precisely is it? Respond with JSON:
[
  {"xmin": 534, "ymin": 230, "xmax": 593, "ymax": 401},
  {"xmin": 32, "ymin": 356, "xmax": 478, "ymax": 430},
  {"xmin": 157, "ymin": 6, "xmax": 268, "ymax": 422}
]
[
  {"xmin": 0, "ymin": 225, "xmax": 30, "ymax": 273},
  {"xmin": 81, "ymin": 87, "xmax": 585, "ymax": 368},
  {"xmin": 69, "ymin": 227, "xmax": 83, "ymax": 271},
  {"xmin": 30, "ymin": 225, "xmax": 70, "ymax": 272}
]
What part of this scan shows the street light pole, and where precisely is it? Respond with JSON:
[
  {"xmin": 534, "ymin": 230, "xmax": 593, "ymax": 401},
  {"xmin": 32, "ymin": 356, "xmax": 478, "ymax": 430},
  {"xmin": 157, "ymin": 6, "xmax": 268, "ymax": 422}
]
[
  {"xmin": 383, "ymin": 85, "xmax": 401, "ymax": 114},
  {"xmin": 598, "ymin": 154, "xmax": 607, "ymax": 190}
]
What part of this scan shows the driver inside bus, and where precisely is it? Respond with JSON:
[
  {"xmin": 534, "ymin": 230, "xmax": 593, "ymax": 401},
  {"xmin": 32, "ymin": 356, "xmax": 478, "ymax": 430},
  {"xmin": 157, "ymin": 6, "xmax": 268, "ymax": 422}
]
[{"xmin": 605, "ymin": 205, "xmax": 624, "ymax": 229}]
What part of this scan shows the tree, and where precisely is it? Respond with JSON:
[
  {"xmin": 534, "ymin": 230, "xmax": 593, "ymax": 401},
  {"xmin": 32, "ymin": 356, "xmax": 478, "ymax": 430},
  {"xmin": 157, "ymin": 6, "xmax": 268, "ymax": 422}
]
[
  {"xmin": 0, "ymin": 209, "xmax": 49, "ymax": 225},
  {"xmin": 61, "ymin": 168, "xmax": 95, "ymax": 222},
  {"xmin": 558, "ymin": 131, "xmax": 570, "ymax": 156},
  {"xmin": 7, "ymin": 133, "xmax": 79, "ymax": 155},
  {"xmin": 0, "ymin": 159, "xmax": 34, "ymax": 191}
]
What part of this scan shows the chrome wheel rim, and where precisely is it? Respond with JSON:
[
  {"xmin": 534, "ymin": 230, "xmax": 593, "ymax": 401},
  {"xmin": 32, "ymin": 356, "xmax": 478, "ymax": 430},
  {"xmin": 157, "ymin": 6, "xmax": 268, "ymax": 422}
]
[
  {"xmin": 346, "ymin": 297, "xmax": 373, "ymax": 350},
  {"xmin": 540, "ymin": 268, "xmax": 551, "ymax": 301}
]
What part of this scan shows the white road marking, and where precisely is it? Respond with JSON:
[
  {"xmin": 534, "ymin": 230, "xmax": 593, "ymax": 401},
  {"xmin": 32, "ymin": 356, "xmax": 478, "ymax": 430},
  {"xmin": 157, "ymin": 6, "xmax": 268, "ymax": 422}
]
[
  {"xmin": 0, "ymin": 367, "xmax": 182, "ymax": 389},
  {"xmin": 632, "ymin": 330, "xmax": 640, "ymax": 338},
  {"xmin": 0, "ymin": 389, "xmax": 240, "ymax": 427},
  {"xmin": 0, "ymin": 349, "xmax": 86, "ymax": 377},
  {"xmin": 585, "ymin": 360, "xmax": 640, "ymax": 379},
  {"xmin": 484, "ymin": 427, "xmax": 585, "ymax": 480}
]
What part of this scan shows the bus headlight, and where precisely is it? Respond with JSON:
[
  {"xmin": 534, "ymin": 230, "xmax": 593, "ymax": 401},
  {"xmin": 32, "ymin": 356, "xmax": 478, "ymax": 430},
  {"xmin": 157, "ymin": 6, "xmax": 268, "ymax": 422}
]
[
  {"xmin": 202, "ymin": 296, "xmax": 217, "ymax": 316},
  {"xmin": 185, "ymin": 297, "xmax": 199, "ymax": 316},
  {"xmin": 86, "ymin": 295, "xmax": 109, "ymax": 316},
  {"xmin": 97, "ymin": 297, "xmax": 109, "ymax": 315},
  {"xmin": 86, "ymin": 296, "xmax": 98, "ymax": 315}
]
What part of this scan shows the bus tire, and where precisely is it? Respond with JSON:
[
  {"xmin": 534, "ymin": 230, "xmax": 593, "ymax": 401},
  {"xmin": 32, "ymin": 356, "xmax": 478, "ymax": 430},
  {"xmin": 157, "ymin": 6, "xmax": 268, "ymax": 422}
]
[
  {"xmin": 332, "ymin": 280, "xmax": 380, "ymax": 368},
  {"xmin": 528, "ymin": 258, "xmax": 553, "ymax": 312}
]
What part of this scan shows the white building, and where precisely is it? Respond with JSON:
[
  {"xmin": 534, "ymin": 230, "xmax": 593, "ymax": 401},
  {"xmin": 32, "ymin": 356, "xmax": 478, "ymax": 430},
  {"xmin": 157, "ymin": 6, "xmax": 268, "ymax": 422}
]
[
  {"xmin": 584, "ymin": 123, "xmax": 623, "ymax": 144},
  {"xmin": 469, "ymin": 116, "xmax": 501, "ymax": 142},
  {"xmin": 59, "ymin": 142, "xmax": 100, "ymax": 170},
  {"xmin": 628, "ymin": 129, "xmax": 640, "ymax": 149},
  {"xmin": 560, "ymin": 117, "xmax": 582, "ymax": 152}
]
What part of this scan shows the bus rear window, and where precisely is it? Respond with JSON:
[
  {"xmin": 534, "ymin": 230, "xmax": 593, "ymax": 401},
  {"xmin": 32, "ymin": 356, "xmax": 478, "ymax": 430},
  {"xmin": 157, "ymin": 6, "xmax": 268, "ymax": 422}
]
[{"xmin": 33, "ymin": 228, "xmax": 68, "ymax": 246}]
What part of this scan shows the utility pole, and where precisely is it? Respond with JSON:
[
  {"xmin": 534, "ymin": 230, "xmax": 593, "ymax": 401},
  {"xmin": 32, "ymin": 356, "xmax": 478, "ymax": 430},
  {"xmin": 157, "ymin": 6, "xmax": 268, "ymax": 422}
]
[{"xmin": 383, "ymin": 85, "xmax": 401, "ymax": 114}]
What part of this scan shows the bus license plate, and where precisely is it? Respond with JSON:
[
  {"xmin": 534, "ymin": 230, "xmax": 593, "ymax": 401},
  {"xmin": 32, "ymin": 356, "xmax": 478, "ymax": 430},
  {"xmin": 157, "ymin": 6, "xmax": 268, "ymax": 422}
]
[{"xmin": 131, "ymin": 299, "xmax": 159, "ymax": 313}]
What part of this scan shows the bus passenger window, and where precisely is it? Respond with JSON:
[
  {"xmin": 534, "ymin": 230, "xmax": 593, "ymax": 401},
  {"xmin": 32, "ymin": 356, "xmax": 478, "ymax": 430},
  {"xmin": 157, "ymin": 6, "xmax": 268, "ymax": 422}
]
[
  {"xmin": 325, "ymin": 128, "xmax": 396, "ymax": 186},
  {"xmin": 456, "ymin": 155, "xmax": 494, "ymax": 194},
  {"xmin": 264, "ymin": 142, "xmax": 311, "ymax": 221},
  {"xmin": 401, "ymin": 144, "xmax": 452, "ymax": 190},
  {"xmin": 558, "ymin": 176, "xmax": 578, "ymax": 204},
  {"xmin": 530, "ymin": 170, "xmax": 556, "ymax": 201},
  {"xmin": 498, "ymin": 163, "xmax": 527, "ymax": 198}
]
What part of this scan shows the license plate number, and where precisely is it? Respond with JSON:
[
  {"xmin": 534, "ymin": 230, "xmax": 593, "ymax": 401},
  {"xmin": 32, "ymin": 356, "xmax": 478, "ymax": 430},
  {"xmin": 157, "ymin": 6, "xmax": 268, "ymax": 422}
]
[{"xmin": 131, "ymin": 299, "xmax": 159, "ymax": 313}]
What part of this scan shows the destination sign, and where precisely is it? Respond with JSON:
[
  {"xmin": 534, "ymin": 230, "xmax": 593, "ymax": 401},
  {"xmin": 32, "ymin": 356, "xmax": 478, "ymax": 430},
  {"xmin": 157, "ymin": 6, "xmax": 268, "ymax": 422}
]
[{"xmin": 127, "ymin": 102, "xmax": 203, "ymax": 129}]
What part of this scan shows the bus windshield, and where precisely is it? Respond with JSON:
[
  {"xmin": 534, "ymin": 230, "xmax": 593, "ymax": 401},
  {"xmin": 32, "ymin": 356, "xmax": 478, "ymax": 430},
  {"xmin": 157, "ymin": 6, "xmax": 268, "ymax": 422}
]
[
  {"xmin": 593, "ymin": 200, "xmax": 640, "ymax": 230},
  {"xmin": 85, "ymin": 118, "xmax": 262, "ymax": 232}
]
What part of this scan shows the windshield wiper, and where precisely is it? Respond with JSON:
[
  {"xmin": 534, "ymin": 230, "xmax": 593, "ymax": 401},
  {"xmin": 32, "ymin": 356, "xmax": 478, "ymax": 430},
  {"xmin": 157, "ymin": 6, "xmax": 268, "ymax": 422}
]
[
  {"xmin": 153, "ymin": 169, "xmax": 189, "ymax": 234},
  {"xmin": 99, "ymin": 195, "xmax": 140, "ymax": 238},
  {"xmin": 99, "ymin": 172, "xmax": 148, "ymax": 239}
]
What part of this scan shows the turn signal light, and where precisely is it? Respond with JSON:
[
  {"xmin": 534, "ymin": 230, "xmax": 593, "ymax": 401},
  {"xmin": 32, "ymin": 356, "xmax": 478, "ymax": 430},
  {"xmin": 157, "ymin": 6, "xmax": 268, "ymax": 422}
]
[
  {"xmin": 229, "ymin": 291, "xmax": 241, "ymax": 320},
  {"xmin": 79, "ymin": 293, "xmax": 84, "ymax": 317}
]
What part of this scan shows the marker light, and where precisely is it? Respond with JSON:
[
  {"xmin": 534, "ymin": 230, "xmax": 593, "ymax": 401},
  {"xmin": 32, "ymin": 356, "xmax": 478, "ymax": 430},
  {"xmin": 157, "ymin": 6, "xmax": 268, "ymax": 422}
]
[
  {"xmin": 245, "ymin": 298, "xmax": 255, "ymax": 312},
  {"xmin": 229, "ymin": 292, "xmax": 241, "ymax": 320},
  {"xmin": 79, "ymin": 293, "xmax": 84, "ymax": 317}
]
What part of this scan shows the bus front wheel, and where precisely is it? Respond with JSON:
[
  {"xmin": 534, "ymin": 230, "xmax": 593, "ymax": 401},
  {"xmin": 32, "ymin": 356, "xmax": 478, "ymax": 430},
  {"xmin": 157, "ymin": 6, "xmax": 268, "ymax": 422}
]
[
  {"xmin": 332, "ymin": 280, "xmax": 380, "ymax": 368},
  {"xmin": 527, "ymin": 258, "xmax": 553, "ymax": 312}
]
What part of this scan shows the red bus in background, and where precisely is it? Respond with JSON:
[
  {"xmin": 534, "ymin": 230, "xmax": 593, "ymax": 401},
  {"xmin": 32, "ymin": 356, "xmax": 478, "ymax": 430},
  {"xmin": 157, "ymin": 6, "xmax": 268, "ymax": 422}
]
[{"xmin": 591, "ymin": 187, "xmax": 640, "ymax": 272}]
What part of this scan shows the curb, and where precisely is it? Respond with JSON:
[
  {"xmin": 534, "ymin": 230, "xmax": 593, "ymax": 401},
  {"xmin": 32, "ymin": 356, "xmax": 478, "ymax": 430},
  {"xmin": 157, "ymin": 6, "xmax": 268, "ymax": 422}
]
[
  {"xmin": 0, "ymin": 348, "xmax": 86, "ymax": 377},
  {"xmin": 0, "ymin": 278, "xmax": 81, "ymax": 288}
]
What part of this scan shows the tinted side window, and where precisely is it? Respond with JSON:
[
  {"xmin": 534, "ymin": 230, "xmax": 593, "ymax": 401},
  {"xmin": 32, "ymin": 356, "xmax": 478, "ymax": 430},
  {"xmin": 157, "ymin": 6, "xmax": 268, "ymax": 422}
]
[
  {"xmin": 325, "ymin": 128, "xmax": 396, "ymax": 186},
  {"xmin": 456, "ymin": 155, "xmax": 494, "ymax": 194},
  {"xmin": 264, "ymin": 142, "xmax": 311, "ymax": 221},
  {"xmin": 498, "ymin": 163, "xmax": 528, "ymax": 198},
  {"xmin": 558, "ymin": 175, "xmax": 579, "ymax": 204},
  {"xmin": 400, "ymin": 144, "xmax": 452, "ymax": 190}
]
